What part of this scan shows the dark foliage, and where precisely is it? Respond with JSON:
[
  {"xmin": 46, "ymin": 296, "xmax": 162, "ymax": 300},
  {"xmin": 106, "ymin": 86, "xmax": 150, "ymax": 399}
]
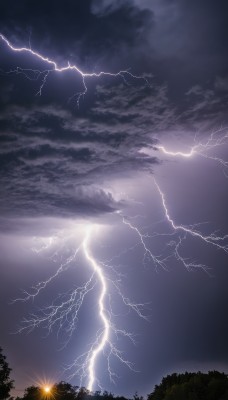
[
  {"xmin": 147, "ymin": 371, "xmax": 228, "ymax": 400},
  {"xmin": 16, "ymin": 382, "xmax": 128, "ymax": 400},
  {"xmin": 0, "ymin": 347, "xmax": 14, "ymax": 400}
]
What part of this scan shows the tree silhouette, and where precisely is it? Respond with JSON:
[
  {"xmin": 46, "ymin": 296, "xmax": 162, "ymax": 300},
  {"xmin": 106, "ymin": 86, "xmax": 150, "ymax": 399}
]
[
  {"xmin": 18, "ymin": 386, "xmax": 41, "ymax": 400},
  {"xmin": 17, "ymin": 382, "xmax": 78, "ymax": 400},
  {"xmin": 147, "ymin": 371, "xmax": 228, "ymax": 400},
  {"xmin": 54, "ymin": 381, "xmax": 79, "ymax": 400},
  {"xmin": 16, "ymin": 382, "xmax": 129, "ymax": 400},
  {"xmin": 0, "ymin": 347, "xmax": 14, "ymax": 400}
]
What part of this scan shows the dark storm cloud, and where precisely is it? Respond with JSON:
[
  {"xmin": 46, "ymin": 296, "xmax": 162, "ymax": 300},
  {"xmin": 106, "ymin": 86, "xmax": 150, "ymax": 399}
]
[
  {"xmin": 1, "ymin": 0, "xmax": 228, "ymax": 92},
  {"xmin": 0, "ymin": 75, "xmax": 227, "ymax": 222},
  {"xmin": 1, "ymin": 0, "xmax": 226, "ymax": 88},
  {"xmin": 91, "ymin": 0, "xmax": 228, "ymax": 87},
  {"xmin": 0, "ymin": 0, "xmax": 152, "ymax": 71},
  {"xmin": 0, "ymin": 0, "xmax": 228, "ymax": 221},
  {"xmin": 183, "ymin": 83, "xmax": 228, "ymax": 128},
  {"xmin": 0, "ymin": 85, "xmax": 161, "ymax": 221}
]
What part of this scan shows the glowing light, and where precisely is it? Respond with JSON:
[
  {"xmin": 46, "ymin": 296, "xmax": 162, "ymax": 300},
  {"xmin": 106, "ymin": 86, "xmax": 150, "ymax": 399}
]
[
  {"xmin": 43, "ymin": 386, "xmax": 51, "ymax": 393},
  {"xmin": 0, "ymin": 34, "xmax": 147, "ymax": 106}
]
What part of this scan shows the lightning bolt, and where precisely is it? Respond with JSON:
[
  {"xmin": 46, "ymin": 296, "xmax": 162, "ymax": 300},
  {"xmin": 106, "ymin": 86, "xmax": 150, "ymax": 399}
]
[
  {"xmin": 16, "ymin": 224, "xmax": 147, "ymax": 391},
  {"xmin": 157, "ymin": 146, "xmax": 195, "ymax": 158},
  {"xmin": 153, "ymin": 178, "xmax": 228, "ymax": 254},
  {"xmin": 0, "ymin": 34, "xmax": 147, "ymax": 106},
  {"xmin": 83, "ymin": 226, "xmax": 110, "ymax": 391},
  {"xmin": 157, "ymin": 128, "xmax": 228, "ymax": 174}
]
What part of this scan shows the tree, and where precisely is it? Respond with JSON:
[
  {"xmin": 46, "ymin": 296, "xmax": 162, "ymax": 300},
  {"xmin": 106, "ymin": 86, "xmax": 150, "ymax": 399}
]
[
  {"xmin": 54, "ymin": 381, "xmax": 79, "ymax": 400},
  {"xmin": 17, "ymin": 382, "xmax": 79, "ymax": 400},
  {"xmin": 147, "ymin": 371, "xmax": 228, "ymax": 400},
  {"xmin": 133, "ymin": 391, "xmax": 144, "ymax": 400},
  {"xmin": 18, "ymin": 386, "xmax": 41, "ymax": 400},
  {"xmin": 0, "ymin": 347, "xmax": 14, "ymax": 400}
]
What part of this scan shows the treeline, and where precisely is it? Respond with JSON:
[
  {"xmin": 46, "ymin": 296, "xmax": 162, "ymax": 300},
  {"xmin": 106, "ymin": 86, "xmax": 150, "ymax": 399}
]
[
  {"xmin": 15, "ymin": 383, "xmax": 133, "ymax": 400},
  {"xmin": 1, "ymin": 347, "xmax": 228, "ymax": 400},
  {"xmin": 148, "ymin": 371, "xmax": 228, "ymax": 400}
]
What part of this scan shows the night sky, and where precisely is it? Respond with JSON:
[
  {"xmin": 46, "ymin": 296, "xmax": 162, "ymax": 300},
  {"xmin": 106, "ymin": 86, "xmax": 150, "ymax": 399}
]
[{"xmin": 0, "ymin": 0, "xmax": 228, "ymax": 398}]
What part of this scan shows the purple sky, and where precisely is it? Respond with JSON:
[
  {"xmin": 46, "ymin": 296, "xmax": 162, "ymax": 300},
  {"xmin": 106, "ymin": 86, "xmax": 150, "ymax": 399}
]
[{"xmin": 0, "ymin": 0, "xmax": 228, "ymax": 397}]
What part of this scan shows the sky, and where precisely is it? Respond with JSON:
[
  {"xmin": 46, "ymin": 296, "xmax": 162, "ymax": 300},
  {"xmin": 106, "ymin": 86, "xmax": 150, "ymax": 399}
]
[{"xmin": 0, "ymin": 0, "xmax": 228, "ymax": 397}]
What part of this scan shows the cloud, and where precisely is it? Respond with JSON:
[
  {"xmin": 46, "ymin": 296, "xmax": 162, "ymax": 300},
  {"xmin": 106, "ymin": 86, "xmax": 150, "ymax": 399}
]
[
  {"xmin": 1, "ymin": 1, "xmax": 228, "ymax": 228},
  {"xmin": 1, "ymin": 62, "xmax": 228, "ymax": 226},
  {"xmin": 91, "ymin": 0, "xmax": 228, "ymax": 87},
  {"xmin": 0, "ymin": 85, "xmax": 160, "ymax": 223}
]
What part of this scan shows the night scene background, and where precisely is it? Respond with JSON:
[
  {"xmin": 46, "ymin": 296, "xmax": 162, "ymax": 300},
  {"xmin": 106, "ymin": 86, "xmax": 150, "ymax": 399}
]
[{"xmin": 0, "ymin": 0, "xmax": 228, "ymax": 398}]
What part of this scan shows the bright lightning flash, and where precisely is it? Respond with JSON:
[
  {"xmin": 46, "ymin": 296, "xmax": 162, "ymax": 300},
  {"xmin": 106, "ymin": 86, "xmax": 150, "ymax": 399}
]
[
  {"xmin": 157, "ymin": 146, "xmax": 195, "ymax": 158},
  {"xmin": 83, "ymin": 226, "xmax": 110, "ymax": 391},
  {"xmin": 0, "ymin": 34, "xmax": 147, "ymax": 106},
  {"xmin": 16, "ymin": 224, "xmax": 146, "ymax": 391}
]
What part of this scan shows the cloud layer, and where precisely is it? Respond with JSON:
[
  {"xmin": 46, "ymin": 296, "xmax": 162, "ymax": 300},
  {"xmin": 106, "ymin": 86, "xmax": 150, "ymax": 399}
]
[{"xmin": 0, "ymin": 0, "xmax": 228, "ymax": 224}]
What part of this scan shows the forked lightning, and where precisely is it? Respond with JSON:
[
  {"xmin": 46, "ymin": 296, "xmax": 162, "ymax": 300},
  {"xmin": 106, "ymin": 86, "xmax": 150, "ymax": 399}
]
[
  {"xmin": 17, "ymin": 225, "xmax": 145, "ymax": 391},
  {"xmin": 0, "ymin": 34, "xmax": 146, "ymax": 106}
]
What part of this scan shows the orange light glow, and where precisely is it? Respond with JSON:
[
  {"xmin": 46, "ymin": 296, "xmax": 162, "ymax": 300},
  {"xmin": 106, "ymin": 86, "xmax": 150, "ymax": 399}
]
[{"xmin": 43, "ymin": 386, "xmax": 51, "ymax": 394}]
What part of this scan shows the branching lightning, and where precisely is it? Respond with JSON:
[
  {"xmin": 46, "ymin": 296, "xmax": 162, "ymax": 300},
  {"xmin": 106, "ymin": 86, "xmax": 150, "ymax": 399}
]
[
  {"xmin": 157, "ymin": 128, "xmax": 228, "ymax": 174},
  {"xmin": 147, "ymin": 177, "xmax": 227, "ymax": 277},
  {"xmin": 16, "ymin": 225, "xmax": 147, "ymax": 391},
  {"xmin": 0, "ymin": 34, "xmax": 147, "ymax": 106},
  {"xmin": 121, "ymin": 215, "xmax": 168, "ymax": 271},
  {"xmin": 15, "ymin": 242, "xmax": 82, "ymax": 302},
  {"xmin": 112, "ymin": 171, "xmax": 227, "ymax": 275},
  {"xmin": 154, "ymin": 128, "xmax": 228, "ymax": 254},
  {"xmin": 118, "ymin": 213, "xmax": 211, "ymax": 274},
  {"xmin": 154, "ymin": 179, "xmax": 228, "ymax": 253}
]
